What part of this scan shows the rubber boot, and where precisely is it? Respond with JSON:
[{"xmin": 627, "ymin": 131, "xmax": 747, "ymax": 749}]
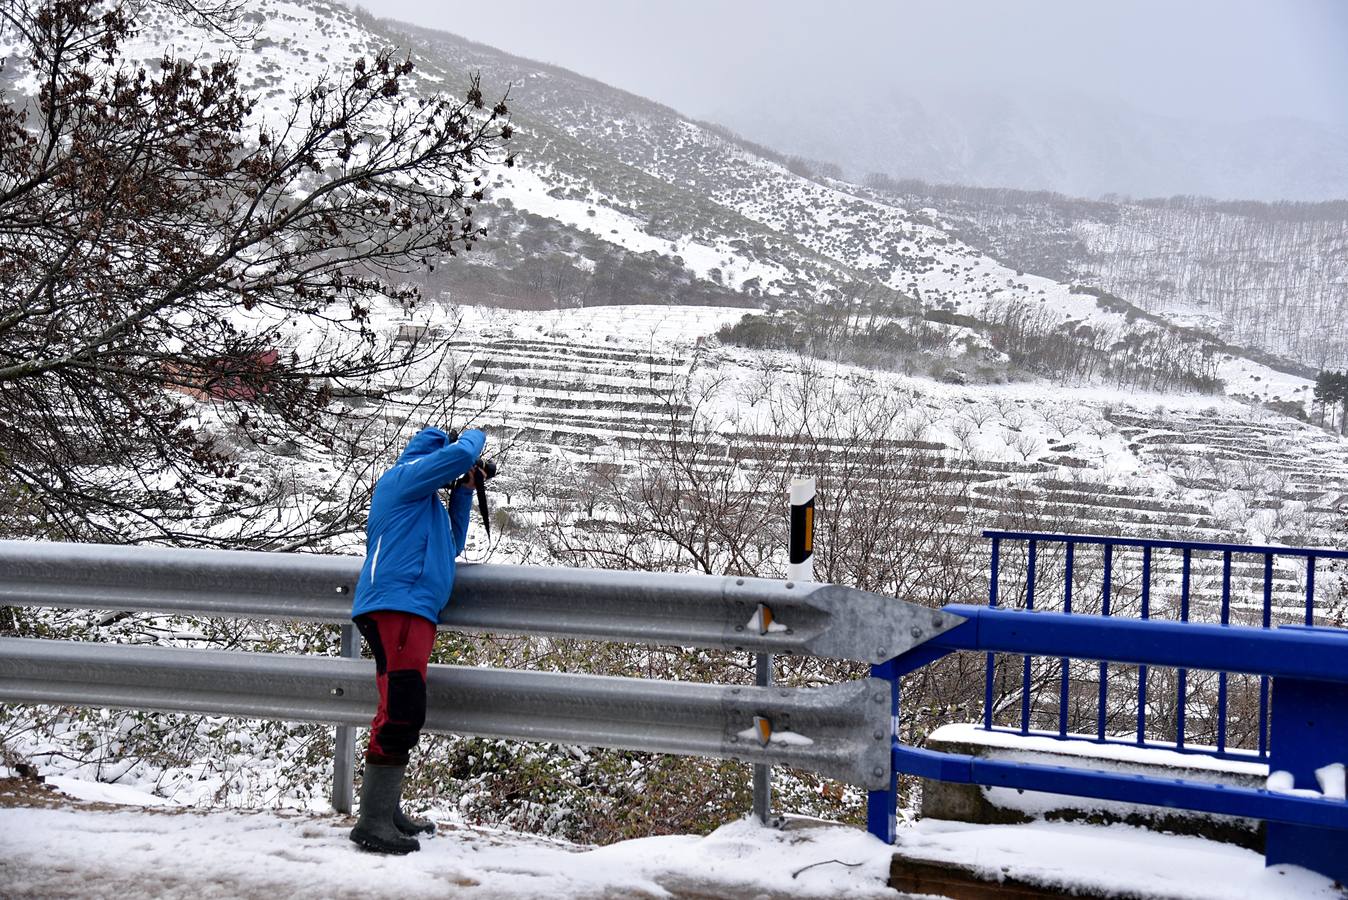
[
  {"xmin": 349, "ymin": 764, "xmax": 421, "ymax": 854},
  {"xmin": 393, "ymin": 804, "xmax": 435, "ymax": 837}
]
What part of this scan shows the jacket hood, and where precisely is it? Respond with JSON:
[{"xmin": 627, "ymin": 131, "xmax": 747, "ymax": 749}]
[{"xmin": 398, "ymin": 427, "xmax": 451, "ymax": 464}]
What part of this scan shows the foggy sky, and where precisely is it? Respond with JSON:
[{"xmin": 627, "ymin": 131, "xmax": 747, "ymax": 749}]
[{"xmin": 365, "ymin": 0, "xmax": 1348, "ymax": 129}]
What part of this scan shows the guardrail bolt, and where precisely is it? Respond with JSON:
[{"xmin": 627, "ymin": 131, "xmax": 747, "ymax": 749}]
[
  {"xmin": 736, "ymin": 578, "xmax": 745, "ymax": 586},
  {"xmin": 331, "ymin": 687, "xmax": 343, "ymax": 696},
  {"xmin": 910, "ymin": 626, "xmax": 922, "ymax": 639},
  {"xmin": 873, "ymin": 730, "xmax": 884, "ymax": 739},
  {"xmin": 873, "ymin": 766, "xmax": 884, "ymax": 778},
  {"xmin": 785, "ymin": 581, "xmax": 795, "ymax": 589}
]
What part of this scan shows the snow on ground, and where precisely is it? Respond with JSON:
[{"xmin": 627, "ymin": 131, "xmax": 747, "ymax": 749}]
[
  {"xmin": 0, "ymin": 783, "xmax": 895, "ymax": 900},
  {"xmin": 3, "ymin": 777, "xmax": 1344, "ymax": 899},
  {"xmin": 41, "ymin": 776, "xmax": 180, "ymax": 808},
  {"xmin": 897, "ymin": 818, "xmax": 1344, "ymax": 900},
  {"xmin": 452, "ymin": 302, "xmax": 750, "ymax": 349},
  {"xmin": 491, "ymin": 165, "xmax": 792, "ymax": 293}
]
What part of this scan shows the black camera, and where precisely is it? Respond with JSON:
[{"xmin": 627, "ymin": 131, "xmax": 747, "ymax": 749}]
[
  {"xmin": 455, "ymin": 457, "xmax": 499, "ymax": 540},
  {"xmin": 454, "ymin": 457, "xmax": 496, "ymax": 488}
]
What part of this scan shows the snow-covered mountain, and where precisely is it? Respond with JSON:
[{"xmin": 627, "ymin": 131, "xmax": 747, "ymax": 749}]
[
  {"xmin": 4, "ymin": 0, "xmax": 1341, "ymax": 545},
  {"xmin": 20, "ymin": 0, "xmax": 1315, "ymax": 408},
  {"xmin": 4, "ymin": 0, "xmax": 1336, "ymax": 536}
]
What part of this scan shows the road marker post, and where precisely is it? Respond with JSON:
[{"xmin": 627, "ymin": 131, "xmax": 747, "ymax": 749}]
[{"xmin": 755, "ymin": 476, "xmax": 816, "ymax": 826}]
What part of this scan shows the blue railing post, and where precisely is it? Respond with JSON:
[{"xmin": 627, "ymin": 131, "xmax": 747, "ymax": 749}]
[
  {"xmin": 1058, "ymin": 542, "xmax": 1074, "ymax": 737},
  {"xmin": 1097, "ymin": 542, "xmax": 1113, "ymax": 741},
  {"xmin": 1258, "ymin": 553, "xmax": 1273, "ymax": 758},
  {"xmin": 1305, "ymin": 556, "xmax": 1316, "ymax": 626},
  {"xmin": 1137, "ymin": 546, "xmax": 1151, "ymax": 745},
  {"xmin": 1266, "ymin": 673, "xmax": 1348, "ymax": 885},
  {"xmin": 1020, "ymin": 540, "xmax": 1037, "ymax": 734},
  {"xmin": 866, "ymin": 658, "xmax": 900, "ymax": 843},
  {"xmin": 1177, "ymin": 548, "xmax": 1191, "ymax": 749},
  {"xmin": 983, "ymin": 537, "xmax": 1000, "ymax": 730},
  {"xmin": 1218, "ymin": 550, "xmax": 1231, "ymax": 754}
]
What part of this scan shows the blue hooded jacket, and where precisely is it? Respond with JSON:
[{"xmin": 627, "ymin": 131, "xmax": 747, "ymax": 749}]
[{"xmin": 351, "ymin": 427, "xmax": 486, "ymax": 625}]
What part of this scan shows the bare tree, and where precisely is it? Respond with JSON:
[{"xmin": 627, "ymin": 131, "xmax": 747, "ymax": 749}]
[{"xmin": 0, "ymin": 0, "xmax": 513, "ymax": 544}]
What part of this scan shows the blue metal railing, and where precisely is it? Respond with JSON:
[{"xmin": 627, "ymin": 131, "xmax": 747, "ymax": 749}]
[
  {"xmin": 979, "ymin": 530, "xmax": 1348, "ymax": 762},
  {"xmin": 869, "ymin": 599, "xmax": 1348, "ymax": 883}
]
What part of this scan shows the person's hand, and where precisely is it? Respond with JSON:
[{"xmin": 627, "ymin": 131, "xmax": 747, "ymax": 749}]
[{"xmin": 458, "ymin": 465, "xmax": 483, "ymax": 490}]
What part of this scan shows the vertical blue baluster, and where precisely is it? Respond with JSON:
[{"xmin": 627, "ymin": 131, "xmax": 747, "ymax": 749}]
[
  {"xmin": 1137, "ymin": 545, "xmax": 1151, "ymax": 746},
  {"xmin": 1098, "ymin": 542, "xmax": 1113, "ymax": 741},
  {"xmin": 1177, "ymin": 548, "xmax": 1191, "ymax": 750},
  {"xmin": 984, "ymin": 537, "xmax": 1000, "ymax": 730},
  {"xmin": 1305, "ymin": 556, "xmax": 1316, "ymax": 627},
  {"xmin": 1258, "ymin": 553, "xmax": 1272, "ymax": 758},
  {"xmin": 1059, "ymin": 542, "xmax": 1074, "ymax": 738},
  {"xmin": 1021, "ymin": 540, "xmax": 1037, "ymax": 735},
  {"xmin": 1218, "ymin": 550, "xmax": 1231, "ymax": 754}
]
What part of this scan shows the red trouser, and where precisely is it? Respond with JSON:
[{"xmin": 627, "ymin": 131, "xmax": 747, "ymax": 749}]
[{"xmin": 353, "ymin": 610, "xmax": 438, "ymax": 766}]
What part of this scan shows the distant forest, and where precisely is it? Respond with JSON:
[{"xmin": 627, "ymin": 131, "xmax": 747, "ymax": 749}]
[{"xmin": 866, "ymin": 175, "xmax": 1348, "ymax": 372}]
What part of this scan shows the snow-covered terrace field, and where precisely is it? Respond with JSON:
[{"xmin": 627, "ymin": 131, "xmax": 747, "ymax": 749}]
[{"xmin": 425, "ymin": 305, "xmax": 1348, "ymax": 575}]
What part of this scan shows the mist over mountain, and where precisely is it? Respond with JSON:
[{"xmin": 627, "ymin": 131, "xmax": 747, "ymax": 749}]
[{"xmin": 707, "ymin": 86, "xmax": 1348, "ymax": 202}]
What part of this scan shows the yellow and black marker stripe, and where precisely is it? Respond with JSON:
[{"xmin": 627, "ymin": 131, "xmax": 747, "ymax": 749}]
[{"xmin": 788, "ymin": 476, "xmax": 815, "ymax": 582}]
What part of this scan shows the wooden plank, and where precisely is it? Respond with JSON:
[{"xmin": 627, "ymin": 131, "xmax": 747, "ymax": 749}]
[{"xmin": 890, "ymin": 856, "xmax": 1179, "ymax": 900}]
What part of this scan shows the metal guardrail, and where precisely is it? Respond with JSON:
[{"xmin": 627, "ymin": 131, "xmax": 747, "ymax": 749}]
[
  {"xmin": 980, "ymin": 530, "xmax": 1348, "ymax": 760},
  {"xmin": 0, "ymin": 541, "xmax": 955, "ymax": 664},
  {"xmin": 0, "ymin": 540, "xmax": 961, "ymax": 801},
  {"xmin": 6, "ymin": 540, "xmax": 1345, "ymax": 881},
  {"xmin": 0, "ymin": 637, "xmax": 892, "ymax": 788}
]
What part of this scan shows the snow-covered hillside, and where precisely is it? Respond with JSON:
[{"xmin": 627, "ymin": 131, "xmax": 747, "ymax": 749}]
[
  {"xmin": 25, "ymin": 0, "xmax": 1321, "ymax": 408},
  {"xmin": 871, "ymin": 183, "xmax": 1348, "ymax": 373}
]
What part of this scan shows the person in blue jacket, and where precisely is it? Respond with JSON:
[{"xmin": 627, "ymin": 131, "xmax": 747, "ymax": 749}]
[{"xmin": 348, "ymin": 425, "xmax": 486, "ymax": 855}]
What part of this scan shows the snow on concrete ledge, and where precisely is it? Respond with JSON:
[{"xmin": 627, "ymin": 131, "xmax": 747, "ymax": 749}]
[
  {"xmin": 895, "ymin": 818, "xmax": 1344, "ymax": 900},
  {"xmin": 928, "ymin": 722, "xmax": 1268, "ymax": 778}
]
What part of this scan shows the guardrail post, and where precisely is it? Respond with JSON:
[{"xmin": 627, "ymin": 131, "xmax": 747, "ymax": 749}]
[
  {"xmin": 866, "ymin": 658, "xmax": 899, "ymax": 844},
  {"xmin": 332, "ymin": 622, "xmax": 358, "ymax": 814},
  {"xmin": 1266, "ymin": 665, "xmax": 1348, "ymax": 884},
  {"xmin": 753, "ymin": 650, "xmax": 773, "ymax": 826}
]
